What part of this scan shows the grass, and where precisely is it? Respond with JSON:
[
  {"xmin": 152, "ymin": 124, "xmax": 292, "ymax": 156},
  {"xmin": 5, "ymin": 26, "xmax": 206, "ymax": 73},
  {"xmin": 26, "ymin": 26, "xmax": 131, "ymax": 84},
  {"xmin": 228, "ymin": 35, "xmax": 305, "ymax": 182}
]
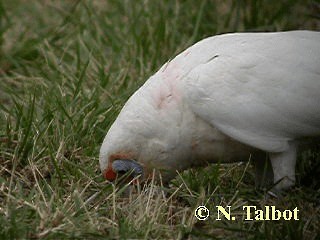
[{"xmin": 0, "ymin": 0, "xmax": 319, "ymax": 239}]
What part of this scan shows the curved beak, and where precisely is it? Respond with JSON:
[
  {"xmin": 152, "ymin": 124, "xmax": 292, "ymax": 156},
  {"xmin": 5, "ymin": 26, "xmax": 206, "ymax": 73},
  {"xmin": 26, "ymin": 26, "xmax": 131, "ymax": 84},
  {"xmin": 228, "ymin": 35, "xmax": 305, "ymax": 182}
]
[{"xmin": 104, "ymin": 159, "xmax": 143, "ymax": 182}]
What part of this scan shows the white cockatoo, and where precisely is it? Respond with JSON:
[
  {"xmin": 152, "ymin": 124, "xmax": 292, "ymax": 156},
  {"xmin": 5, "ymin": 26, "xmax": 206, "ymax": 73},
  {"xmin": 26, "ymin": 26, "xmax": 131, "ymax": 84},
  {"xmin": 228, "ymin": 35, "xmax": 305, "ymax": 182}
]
[{"xmin": 100, "ymin": 31, "xmax": 320, "ymax": 191}]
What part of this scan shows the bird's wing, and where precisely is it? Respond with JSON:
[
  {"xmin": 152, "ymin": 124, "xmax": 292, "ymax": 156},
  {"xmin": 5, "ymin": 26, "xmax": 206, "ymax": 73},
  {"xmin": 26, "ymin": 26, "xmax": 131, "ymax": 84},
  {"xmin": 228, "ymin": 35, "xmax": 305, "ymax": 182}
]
[{"xmin": 182, "ymin": 31, "xmax": 320, "ymax": 152}]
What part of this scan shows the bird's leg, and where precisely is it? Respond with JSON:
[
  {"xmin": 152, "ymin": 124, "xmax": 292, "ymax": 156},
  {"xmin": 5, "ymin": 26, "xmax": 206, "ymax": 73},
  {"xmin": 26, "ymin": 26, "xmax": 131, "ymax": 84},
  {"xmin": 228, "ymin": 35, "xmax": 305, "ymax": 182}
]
[
  {"xmin": 269, "ymin": 142, "xmax": 297, "ymax": 193},
  {"xmin": 253, "ymin": 152, "xmax": 274, "ymax": 189}
]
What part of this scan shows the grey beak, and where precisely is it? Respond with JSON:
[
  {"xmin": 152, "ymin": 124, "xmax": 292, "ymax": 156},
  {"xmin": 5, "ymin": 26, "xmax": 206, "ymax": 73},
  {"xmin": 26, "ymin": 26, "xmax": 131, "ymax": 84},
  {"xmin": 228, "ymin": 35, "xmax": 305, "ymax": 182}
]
[{"xmin": 112, "ymin": 159, "xmax": 143, "ymax": 178}]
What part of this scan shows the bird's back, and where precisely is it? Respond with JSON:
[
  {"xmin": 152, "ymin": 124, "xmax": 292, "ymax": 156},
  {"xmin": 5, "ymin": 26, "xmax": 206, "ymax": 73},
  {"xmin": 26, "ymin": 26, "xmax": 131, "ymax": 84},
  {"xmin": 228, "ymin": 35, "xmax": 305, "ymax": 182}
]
[{"xmin": 169, "ymin": 31, "xmax": 320, "ymax": 152}]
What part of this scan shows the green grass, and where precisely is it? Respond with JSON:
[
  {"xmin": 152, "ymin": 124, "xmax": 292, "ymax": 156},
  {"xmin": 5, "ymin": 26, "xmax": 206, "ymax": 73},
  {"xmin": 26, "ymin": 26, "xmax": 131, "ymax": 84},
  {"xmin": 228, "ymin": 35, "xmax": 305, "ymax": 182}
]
[{"xmin": 0, "ymin": 0, "xmax": 319, "ymax": 239}]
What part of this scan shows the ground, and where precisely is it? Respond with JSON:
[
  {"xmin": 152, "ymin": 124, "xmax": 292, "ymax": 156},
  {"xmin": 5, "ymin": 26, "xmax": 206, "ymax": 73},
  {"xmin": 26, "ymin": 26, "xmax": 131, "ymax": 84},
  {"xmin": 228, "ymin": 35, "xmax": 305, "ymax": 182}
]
[{"xmin": 0, "ymin": 0, "xmax": 319, "ymax": 239}]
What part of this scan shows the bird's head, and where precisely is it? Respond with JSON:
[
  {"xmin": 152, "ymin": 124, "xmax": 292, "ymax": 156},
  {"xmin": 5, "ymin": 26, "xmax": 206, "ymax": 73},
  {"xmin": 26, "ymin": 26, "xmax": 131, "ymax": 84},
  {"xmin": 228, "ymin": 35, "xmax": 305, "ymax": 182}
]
[
  {"xmin": 99, "ymin": 105, "xmax": 182, "ymax": 184},
  {"xmin": 99, "ymin": 136, "xmax": 180, "ymax": 184},
  {"xmin": 98, "ymin": 82, "xmax": 227, "ymax": 184},
  {"xmin": 98, "ymin": 109, "xmax": 192, "ymax": 184},
  {"xmin": 99, "ymin": 121, "xmax": 149, "ymax": 183},
  {"xmin": 99, "ymin": 73, "xmax": 200, "ymax": 184}
]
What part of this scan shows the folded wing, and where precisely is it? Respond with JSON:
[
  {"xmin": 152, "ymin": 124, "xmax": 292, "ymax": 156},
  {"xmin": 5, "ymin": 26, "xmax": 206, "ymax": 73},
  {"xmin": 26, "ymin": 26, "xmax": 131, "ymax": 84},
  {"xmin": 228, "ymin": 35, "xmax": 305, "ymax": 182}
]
[{"xmin": 183, "ymin": 31, "xmax": 320, "ymax": 152}]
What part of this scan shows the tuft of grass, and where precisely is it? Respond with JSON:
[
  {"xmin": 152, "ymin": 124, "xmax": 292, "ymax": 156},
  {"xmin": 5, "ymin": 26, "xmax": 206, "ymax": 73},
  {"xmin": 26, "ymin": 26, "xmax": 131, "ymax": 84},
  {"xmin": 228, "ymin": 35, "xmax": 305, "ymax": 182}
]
[{"xmin": 0, "ymin": 0, "xmax": 319, "ymax": 239}]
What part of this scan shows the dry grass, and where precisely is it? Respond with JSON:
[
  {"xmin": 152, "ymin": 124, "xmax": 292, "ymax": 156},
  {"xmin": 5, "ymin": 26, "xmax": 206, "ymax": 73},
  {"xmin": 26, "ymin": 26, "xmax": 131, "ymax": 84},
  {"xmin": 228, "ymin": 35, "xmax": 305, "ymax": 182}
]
[{"xmin": 1, "ymin": 0, "xmax": 320, "ymax": 239}]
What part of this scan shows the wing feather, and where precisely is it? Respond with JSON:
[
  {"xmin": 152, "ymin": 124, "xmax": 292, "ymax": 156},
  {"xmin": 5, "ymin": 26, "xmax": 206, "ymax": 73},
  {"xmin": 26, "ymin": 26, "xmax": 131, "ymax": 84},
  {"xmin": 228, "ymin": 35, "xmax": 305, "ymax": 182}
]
[{"xmin": 182, "ymin": 31, "xmax": 320, "ymax": 152}]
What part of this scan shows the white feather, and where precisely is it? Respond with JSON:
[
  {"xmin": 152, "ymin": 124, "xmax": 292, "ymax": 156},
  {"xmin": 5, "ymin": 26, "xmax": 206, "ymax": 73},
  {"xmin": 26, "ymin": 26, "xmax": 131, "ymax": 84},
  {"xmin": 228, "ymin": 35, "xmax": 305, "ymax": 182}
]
[
  {"xmin": 183, "ymin": 31, "xmax": 320, "ymax": 152},
  {"xmin": 100, "ymin": 31, "xmax": 320, "ymax": 189}
]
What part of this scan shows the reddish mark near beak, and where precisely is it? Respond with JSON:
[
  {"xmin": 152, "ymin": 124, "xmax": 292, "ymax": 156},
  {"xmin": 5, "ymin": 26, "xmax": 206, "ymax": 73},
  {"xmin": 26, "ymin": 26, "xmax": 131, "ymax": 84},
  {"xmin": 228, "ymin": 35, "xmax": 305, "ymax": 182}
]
[
  {"xmin": 103, "ymin": 153, "xmax": 135, "ymax": 182},
  {"xmin": 104, "ymin": 168, "xmax": 140, "ymax": 184},
  {"xmin": 104, "ymin": 167, "xmax": 117, "ymax": 181}
]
